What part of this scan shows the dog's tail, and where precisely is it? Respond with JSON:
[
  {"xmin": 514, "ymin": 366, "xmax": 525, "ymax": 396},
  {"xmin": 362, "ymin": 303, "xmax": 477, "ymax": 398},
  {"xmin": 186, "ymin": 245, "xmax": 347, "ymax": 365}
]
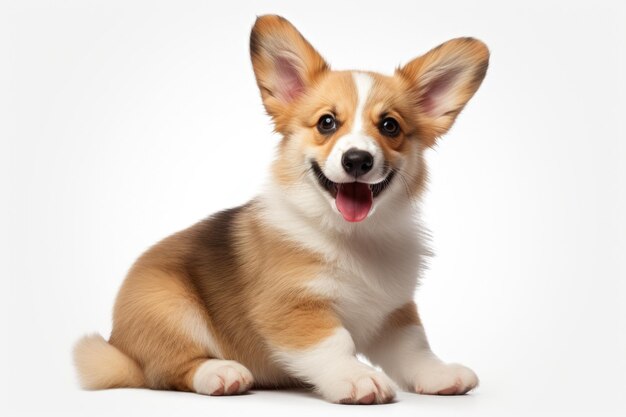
[{"xmin": 73, "ymin": 333, "xmax": 145, "ymax": 390}]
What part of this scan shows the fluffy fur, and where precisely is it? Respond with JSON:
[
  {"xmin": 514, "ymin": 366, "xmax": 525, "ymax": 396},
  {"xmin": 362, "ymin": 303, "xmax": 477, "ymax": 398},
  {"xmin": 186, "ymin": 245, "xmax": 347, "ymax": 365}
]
[{"xmin": 74, "ymin": 15, "xmax": 489, "ymax": 404}]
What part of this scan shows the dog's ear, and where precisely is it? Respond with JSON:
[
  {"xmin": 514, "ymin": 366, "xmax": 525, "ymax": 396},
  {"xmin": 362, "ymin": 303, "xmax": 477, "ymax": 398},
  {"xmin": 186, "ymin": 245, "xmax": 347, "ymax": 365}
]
[
  {"xmin": 250, "ymin": 15, "xmax": 329, "ymax": 131},
  {"xmin": 397, "ymin": 38, "xmax": 489, "ymax": 146}
]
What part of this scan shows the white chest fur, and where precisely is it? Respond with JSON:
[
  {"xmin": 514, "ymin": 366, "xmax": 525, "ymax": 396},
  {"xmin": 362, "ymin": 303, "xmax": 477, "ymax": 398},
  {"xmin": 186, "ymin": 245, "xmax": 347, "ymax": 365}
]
[
  {"xmin": 306, "ymin": 231, "xmax": 423, "ymax": 351},
  {"xmin": 257, "ymin": 182, "xmax": 428, "ymax": 351}
]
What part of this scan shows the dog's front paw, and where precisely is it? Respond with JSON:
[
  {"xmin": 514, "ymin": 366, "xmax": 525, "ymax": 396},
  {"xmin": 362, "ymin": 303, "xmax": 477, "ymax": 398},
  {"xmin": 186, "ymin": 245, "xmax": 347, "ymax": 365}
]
[
  {"xmin": 319, "ymin": 367, "xmax": 396, "ymax": 404},
  {"xmin": 413, "ymin": 362, "xmax": 478, "ymax": 395}
]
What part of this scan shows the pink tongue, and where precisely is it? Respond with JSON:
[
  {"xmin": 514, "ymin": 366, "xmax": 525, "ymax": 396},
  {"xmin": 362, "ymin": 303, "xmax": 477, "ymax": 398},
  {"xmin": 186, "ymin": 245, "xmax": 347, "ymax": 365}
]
[{"xmin": 335, "ymin": 182, "xmax": 373, "ymax": 222}]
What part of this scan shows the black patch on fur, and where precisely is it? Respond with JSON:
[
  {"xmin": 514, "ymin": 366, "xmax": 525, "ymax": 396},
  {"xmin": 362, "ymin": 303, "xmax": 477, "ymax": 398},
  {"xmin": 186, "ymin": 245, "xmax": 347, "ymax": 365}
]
[
  {"xmin": 185, "ymin": 206, "xmax": 247, "ymax": 325},
  {"xmin": 183, "ymin": 204, "xmax": 278, "ymax": 368},
  {"xmin": 187, "ymin": 206, "xmax": 244, "ymax": 282}
]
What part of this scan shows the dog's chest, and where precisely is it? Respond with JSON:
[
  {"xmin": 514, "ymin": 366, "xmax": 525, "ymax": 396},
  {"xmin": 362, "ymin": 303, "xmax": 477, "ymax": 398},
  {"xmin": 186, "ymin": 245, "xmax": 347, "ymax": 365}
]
[{"xmin": 306, "ymin": 235, "xmax": 422, "ymax": 351}]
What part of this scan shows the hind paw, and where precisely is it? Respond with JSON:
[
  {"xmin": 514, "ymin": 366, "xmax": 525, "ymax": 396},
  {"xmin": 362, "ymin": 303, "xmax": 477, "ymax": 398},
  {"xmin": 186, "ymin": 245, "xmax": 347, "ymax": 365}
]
[{"xmin": 193, "ymin": 359, "xmax": 254, "ymax": 396}]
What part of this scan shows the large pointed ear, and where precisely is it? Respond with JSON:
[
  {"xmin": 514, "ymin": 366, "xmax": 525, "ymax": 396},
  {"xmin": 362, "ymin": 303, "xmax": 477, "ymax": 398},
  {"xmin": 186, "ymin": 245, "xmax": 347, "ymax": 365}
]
[
  {"xmin": 397, "ymin": 38, "xmax": 489, "ymax": 146},
  {"xmin": 250, "ymin": 15, "xmax": 329, "ymax": 130}
]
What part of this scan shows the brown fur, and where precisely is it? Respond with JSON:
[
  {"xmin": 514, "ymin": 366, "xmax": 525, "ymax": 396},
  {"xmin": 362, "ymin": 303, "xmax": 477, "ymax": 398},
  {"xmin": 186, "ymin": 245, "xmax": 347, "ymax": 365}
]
[
  {"xmin": 255, "ymin": 24, "xmax": 487, "ymax": 196},
  {"xmin": 397, "ymin": 37, "xmax": 489, "ymax": 147},
  {"xmin": 73, "ymin": 334, "xmax": 145, "ymax": 389},
  {"xmin": 103, "ymin": 204, "xmax": 338, "ymax": 390},
  {"xmin": 74, "ymin": 14, "xmax": 488, "ymax": 396},
  {"xmin": 75, "ymin": 203, "xmax": 341, "ymax": 391},
  {"xmin": 250, "ymin": 15, "xmax": 329, "ymax": 133},
  {"xmin": 385, "ymin": 302, "xmax": 422, "ymax": 329}
]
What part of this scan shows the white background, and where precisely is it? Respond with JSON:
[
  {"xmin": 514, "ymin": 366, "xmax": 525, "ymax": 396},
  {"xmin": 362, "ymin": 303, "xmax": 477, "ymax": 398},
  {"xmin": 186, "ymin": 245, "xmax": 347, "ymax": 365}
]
[{"xmin": 2, "ymin": 0, "xmax": 625, "ymax": 416}]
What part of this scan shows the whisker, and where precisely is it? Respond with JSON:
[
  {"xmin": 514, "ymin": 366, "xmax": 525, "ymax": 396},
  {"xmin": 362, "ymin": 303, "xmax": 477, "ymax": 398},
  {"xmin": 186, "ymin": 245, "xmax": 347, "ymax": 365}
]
[{"xmin": 394, "ymin": 167, "xmax": 420, "ymax": 210}]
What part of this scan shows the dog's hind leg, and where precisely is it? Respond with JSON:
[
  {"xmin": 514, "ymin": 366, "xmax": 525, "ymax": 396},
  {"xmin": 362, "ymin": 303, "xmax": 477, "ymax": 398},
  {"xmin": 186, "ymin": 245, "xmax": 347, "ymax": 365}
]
[{"xmin": 103, "ymin": 267, "xmax": 254, "ymax": 395}]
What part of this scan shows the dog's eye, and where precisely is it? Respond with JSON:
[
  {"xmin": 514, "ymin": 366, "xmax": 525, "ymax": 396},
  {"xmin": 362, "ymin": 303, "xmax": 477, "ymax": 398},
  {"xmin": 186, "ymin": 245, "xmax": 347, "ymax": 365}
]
[
  {"xmin": 380, "ymin": 117, "xmax": 400, "ymax": 137},
  {"xmin": 317, "ymin": 114, "xmax": 337, "ymax": 134}
]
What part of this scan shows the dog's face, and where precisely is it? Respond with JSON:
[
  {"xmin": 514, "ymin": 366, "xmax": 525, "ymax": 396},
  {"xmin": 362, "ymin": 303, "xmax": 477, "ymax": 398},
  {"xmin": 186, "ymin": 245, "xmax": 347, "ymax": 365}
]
[{"xmin": 251, "ymin": 16, "xmax": 488, "ymax": 224}]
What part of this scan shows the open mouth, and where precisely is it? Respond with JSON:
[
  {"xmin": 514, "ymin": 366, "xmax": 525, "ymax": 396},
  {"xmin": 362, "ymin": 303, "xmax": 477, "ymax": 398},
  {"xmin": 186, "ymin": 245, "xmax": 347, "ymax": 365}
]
[{"xmin": 310, "ymin": 160, "xmax": 395, "ymax": 222}]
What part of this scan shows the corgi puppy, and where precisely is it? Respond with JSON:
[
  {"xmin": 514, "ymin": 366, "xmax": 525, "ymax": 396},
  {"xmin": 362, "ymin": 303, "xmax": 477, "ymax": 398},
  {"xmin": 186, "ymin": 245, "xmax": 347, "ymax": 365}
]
[{"xmin": 74, "ymin": 15, "xmax": 489, "ymax": 404}]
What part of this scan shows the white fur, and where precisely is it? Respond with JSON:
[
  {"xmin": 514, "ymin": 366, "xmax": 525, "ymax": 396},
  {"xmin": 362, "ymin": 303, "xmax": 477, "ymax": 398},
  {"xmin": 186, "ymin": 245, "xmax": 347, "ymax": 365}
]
[
  {"xmin": 324, "ymin": 133, "xmax": 385, "ymax": 184},
  {"xmin": 274, "ymin": 328, "xmax": 396, "ymax": 403},
  {"xmin": 303, "ymin": 236, "xmax": 422, "ymax": 350},
  {"xmin": 351, "ymin": 72, "xmax": 372, "ymax": 134},
  {"xmin": 181, "ymin": 307, "xmax": 224, "ymax": 359},
  {"xmin": 364, "ymin": 325, "xmax": 479, "ymax": 393},
  {"xmin": 193, "ymin": 359, "xmax": 253, "ymax": 395}
]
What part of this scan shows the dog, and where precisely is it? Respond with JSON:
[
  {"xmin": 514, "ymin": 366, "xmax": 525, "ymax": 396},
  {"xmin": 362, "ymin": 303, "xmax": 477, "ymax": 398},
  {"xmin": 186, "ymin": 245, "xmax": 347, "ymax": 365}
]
[{"xmin": 74, "ymin": 15, "xmax": 489, "ymax": 404}]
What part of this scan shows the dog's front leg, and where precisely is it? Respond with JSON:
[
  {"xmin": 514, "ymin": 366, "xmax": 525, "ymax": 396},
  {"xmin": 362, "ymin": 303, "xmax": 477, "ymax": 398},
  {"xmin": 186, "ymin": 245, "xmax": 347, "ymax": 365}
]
[
  {"xmin": 261, "ymin": 298, "xmax": 396, "ymax": 404},
  {"xmin": 364, "ymin": 302, "xmax": 479, "ymax": 395}
]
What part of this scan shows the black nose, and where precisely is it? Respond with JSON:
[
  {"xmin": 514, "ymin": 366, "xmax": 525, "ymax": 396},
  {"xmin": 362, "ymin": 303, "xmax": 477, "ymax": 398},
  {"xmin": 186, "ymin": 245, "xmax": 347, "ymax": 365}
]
[{"xmin": 341, "ymin": 148, "xmax": 374, "ymax": 177}]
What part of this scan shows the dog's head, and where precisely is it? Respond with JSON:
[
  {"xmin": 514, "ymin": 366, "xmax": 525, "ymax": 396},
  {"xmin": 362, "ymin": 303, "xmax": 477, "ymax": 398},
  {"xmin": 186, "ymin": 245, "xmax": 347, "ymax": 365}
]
[{"xmin": 251, "ymin": 15, "xmax": 488, "ymax": 225}]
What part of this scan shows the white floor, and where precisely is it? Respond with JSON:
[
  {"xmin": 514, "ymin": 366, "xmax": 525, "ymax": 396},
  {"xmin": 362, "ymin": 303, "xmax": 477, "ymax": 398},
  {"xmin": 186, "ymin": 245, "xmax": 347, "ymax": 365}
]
[{"xmin": 3, "ymin": 370, "xmax": 624, "ymax": 417}]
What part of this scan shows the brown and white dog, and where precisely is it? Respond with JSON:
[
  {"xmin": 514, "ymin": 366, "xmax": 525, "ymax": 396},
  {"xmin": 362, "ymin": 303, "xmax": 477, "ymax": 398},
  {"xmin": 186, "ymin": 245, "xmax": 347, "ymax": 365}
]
[{"xmin": 74, "ymin": 15, "xmax": 489, "ymax": 404}]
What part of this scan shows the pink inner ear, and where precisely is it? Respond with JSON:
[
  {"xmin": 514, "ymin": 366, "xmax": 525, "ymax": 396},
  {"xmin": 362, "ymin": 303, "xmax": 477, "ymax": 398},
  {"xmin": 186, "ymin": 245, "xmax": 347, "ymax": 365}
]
[
  {"xmin": 275, "ymin": 56, "xmax": 305, "ymax": 102},
  {"xmin": 420, "ymin": 68, "xmax": 462, "ymax": 117}
]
